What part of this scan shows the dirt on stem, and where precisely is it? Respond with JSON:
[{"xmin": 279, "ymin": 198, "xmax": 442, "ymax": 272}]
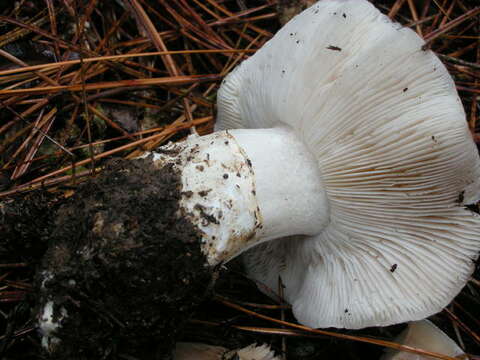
[{"xmin": 35, "ymin": 157, "xmax": 214, "ymax": 360}]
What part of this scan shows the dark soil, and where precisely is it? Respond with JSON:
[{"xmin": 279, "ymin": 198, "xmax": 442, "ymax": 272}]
[
  {"xmin": 33, "ymin": 157, "xmax": 213, "ymax": 360},
  {"xmin": 0, "ymin": 190, "xmax": 61, "ymax": 266}
]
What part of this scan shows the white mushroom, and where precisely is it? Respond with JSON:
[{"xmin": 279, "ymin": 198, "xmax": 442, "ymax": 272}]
[
  {"xmin": 213, "ymin": 0, "xmax": 480, "ymax": 329},
  {"xmin": 382, "ymin": 320, "xmax": 465, "ymax": 360},
  {"xmin": 234, "ymin": 343, "xmax": 280, "ymax": 360},
  {"xmin": 38, "ymin": 0, "xmax": 480, "ymax": 346},
  {"xmin": 174, "ymin": 342, "xmax": 280, "ymax": 360},
  {"xmin": 156, "ymin": 0, "xmax": 480, "ymax": 329}
]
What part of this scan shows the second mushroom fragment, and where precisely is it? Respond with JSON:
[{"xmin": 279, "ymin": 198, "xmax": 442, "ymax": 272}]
[{"xmin": 39, "ymin": 0, "xmax": 480, "ymax": 354}]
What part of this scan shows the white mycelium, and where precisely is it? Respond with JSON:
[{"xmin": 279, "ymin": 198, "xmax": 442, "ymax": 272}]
[{"xmin": 38, "ymin": 270, "xmax": 68, "ymax": 351}]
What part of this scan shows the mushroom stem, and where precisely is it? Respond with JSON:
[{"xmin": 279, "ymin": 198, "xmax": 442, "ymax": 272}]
[
  {"xmin": 36, "ymin": 128, "xmax": 329, "ymax": 358},
  {"xmin": 231, "ymin": 128, "xmax": 330, "ymax": 242},
  {"xmin": 150, "ymin": 127, "xmax": 329, "ymax": 264}
]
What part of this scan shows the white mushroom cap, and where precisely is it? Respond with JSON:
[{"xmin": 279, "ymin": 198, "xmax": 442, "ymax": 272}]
[
  {"xmin": 381, "ymin": 320, "xmax": 465, "ymax": 360},
  {"xmin": 217, "ymin": 0, "xmax": 480, "ymax": 329},
  {"xmin": 233, "ymin": 343, "xmax": 280, "ymax": 360},
  {"xmin": 174, "ymin": 342, "xmax": 280, "ymax": 360}
]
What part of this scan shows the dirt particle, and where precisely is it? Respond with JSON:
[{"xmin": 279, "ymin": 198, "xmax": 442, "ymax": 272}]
[
  {"xmin": 198, "ymin": 189, "xmax": 212, "ymax": 197},
  {"xmin": 457, "ymin": 190, "xmax": 465, "ymax": 204},
  {"xmin": 155, "ymin": 147, "xmax": 181, "ymax": 157},
  {"xmin": 182, "ymin": 190, "xmax": 194, "ymax": 198},
  {"xmin": 194, "ymin": 203, "xmax": 220, "ymax": 225},
  {"xmin": 403, "ymin": 87, "xmax": 408, "ymax": 92},
  {"xmin": 342, "ymin": 13, "xmax": 346, "ymax": 18},
  {"xmin": 223, "ymin": 174, "xmax": 229, "ymax": 179},
  {"xmin": 465, "ymin": 203, "xmax": 480, "ymax": 214},
  {"xmin": 390, "ymin": 264, "xmax": 398, "ymax": 273},
  {"xmin": 327, "ymin": 45, "xmax": 342, "ymax": 51},
  {"xmin": 196, "ymin": 165, "xmax": 204, "ymax": 172},
  {"xmin": 194, "ymin": 203, "xmax": 205, "ymax": 211}
]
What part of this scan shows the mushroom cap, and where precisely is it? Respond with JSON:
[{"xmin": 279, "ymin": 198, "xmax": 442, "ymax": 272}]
[
  {"xmin": 174, "ymin": 343, "xmax": 279, "ymax": 360},
  {"xmin": 233, "ymin": 343, "xmax": 280, "ymax": 360},
  {"xmin": 381, "ymin": 320, "xmax": 465, "ymax": 360},
  {"xmin": 216, "ymin": 0, "xmax": 480, "ymax": 328}
]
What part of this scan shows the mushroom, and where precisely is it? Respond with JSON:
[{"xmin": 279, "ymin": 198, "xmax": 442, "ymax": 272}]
[
  {"xmin": 215, "ymin": 0, "xmax": 480, "ymax": 329},
  {"xmin": 381, "ymin": 320, "xmax": 465, "ymax": 360},
  {"xmin": 37, "ymin": 0, "xmax": 480, "ymax": 356},
  {"xmin": 174, "ymin": 343, "xmax": 280, "ymax": 360}
]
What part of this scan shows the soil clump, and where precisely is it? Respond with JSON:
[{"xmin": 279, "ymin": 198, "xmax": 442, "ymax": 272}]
[{"xmin": 36, "ymin": 157, "xmax": 213, "ymax": 359}]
